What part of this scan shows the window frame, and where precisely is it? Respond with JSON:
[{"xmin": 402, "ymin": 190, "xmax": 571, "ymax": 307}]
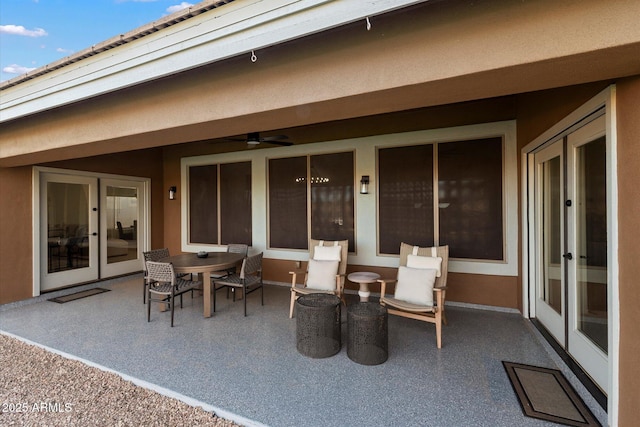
[
  {"xmin": 267, "ymin": 150, "xmax": 356, "ymax": 252},
  {"xmin": 374, "ymin": 121, "xmax": 517, "ymax": 276},
  {"xmin": 378, "ymin": 137, "xmax": 505, "ymax": 261},
  {"xmin": 181, "ymin": 156, "xmax": 253, "ymax": 251}
]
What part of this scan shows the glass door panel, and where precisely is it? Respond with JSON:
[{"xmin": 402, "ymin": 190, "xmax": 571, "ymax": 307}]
[
  {"xmin": 41, "ymin": 173, "xmax": 98, "ymax": 290},
  {"xmin": 542, "ymin": 155, "xmax": 563, "ymax": 314},
  {"xmin": 567, "ymin": 115, "xmax": 608, "ymax": 392},
  {"xmin": 534, "ymin": 140, "xmax": 565, "ymax": 344},
  {"xmin": 100, "ymin": 179, "xmax": 146, "ymax": 278},
  {"xmin": 575, "ymin": 136, "xmax": 608, "ymax": 352},
  {"xmin": 106, "ymin": 185, "xmax": 138, "ymax": 264}
]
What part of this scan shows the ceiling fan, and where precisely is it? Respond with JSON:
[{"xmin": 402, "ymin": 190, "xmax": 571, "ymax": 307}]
[{"xmin": 224, "ymin": 132, "xmax": 293, "ymax": 147}]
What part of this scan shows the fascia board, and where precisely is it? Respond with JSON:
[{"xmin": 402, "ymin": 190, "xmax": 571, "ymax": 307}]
[{"xmin": 0, "ymin": 0, "xmax": 428, "ymax": 123}]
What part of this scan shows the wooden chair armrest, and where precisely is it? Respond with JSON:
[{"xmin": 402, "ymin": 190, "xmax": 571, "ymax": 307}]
[
  {"xmin": 289, "ymin": 269, "xmax": 307, "ymax": 289},
  {"xmin": 434, "ymin": 286, "xmax": 447, "ymax": 291},
  {"xmin": 377, "ymin": 278, "xmax": 396, "ymax": 299}
]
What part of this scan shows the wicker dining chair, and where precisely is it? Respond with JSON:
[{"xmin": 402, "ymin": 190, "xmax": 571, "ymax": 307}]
[
  {"xmin": 142, "ymin": 248, "xmax": 170, "ymax": 304},
  {"xmin": 145, "ymin": 261, "xmax": 201, "ymax": 327},
  {"xmin": 212, "ymin": 252, "xmax": 264, "ymax": 316}
]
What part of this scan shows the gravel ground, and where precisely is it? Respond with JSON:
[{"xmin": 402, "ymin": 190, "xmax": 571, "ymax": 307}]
[{"xmin": 0, "ymin": 334, "xmax": 242, "ymax": 426}]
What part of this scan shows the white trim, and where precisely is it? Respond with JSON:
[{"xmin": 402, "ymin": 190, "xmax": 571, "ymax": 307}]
[
  {"xmin": 181, "ymin": 121, "xmax": 518, "ymax": 277},
  {"xmin": 520, "ymin": 86, "xmax": 618, "ymax": 426},
  {"xmin": 606, "ymin": 86, "xmax": 619, "ymax": 427}
]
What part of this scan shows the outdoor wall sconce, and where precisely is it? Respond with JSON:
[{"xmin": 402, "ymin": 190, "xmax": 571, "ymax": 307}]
[
  {"xmin": 360, "ymin": 176, "xmax": 370, "ymax": 194},
  {"xmin": 169, "ymin": 186, "xmax": 177, "ymax": 200}
]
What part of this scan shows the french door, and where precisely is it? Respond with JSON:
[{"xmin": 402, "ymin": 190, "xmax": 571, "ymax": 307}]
[
  {"xmin": 566, "ymin": 115, "xmax": 608, "ymax": 392},
  {"xmin": 39, "ymin": 171, "xmax": 148, "ymax": 291},
  {"xmin": 533, "ymin": 115, "xmax": 609, "ymax": 392},
  {"xmin": 40, "ymin": 173, "xmax": 99, "ymax": 291},
  {"xmin": 100, "ymin": 178, "xmax": 146, "ymax": 278}
]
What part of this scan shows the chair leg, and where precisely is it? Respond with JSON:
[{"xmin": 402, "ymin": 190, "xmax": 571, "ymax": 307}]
[
  {"xmin": 147, "ymin": 291, "xmax": 151, "ymax": 322},
  {"xmin": 243, "ymin": 286, "xmax": 247, "ymax": 317},
  {"xmin": 441, "ymin": 290, "xmax": 448, "ymax": 325},
  {"xmin": 435, "ymin": 312, "xmax": 442, "ymax": 349},
  {"xmin": 261, "ymin": 283, "xmax": 264, "ymax": 306},
  {"xmin": 143, "ymin": 280, "xmax": 146, "ymax": 304},
  {"xmin": 170, "ymin": 295, "xmax": 175, "ymax": 327},
  {"xmin": 289, "ymin": 291, "xmax": 296, "ymax": 318},
  {"xmin": 213, "ymin": 284, "xmax": 217, "ymax": 313}
]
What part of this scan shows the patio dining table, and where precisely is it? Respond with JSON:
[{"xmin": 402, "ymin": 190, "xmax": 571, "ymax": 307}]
[{"xmin": 161, "ymin": 252, "xmax": 244, "ymax": 318}]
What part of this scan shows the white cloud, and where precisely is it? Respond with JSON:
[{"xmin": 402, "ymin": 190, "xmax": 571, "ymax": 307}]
[
  {"xmin": 3, "ymin": 64, "xmax": 37, "ymax": 75},
  {"xmin": 0, "ymin": 25, "xmax": 48, "ymax": 37},
  {"xmin": 167, "ymin": 2, "xmax": 193, "ymax": 14},
  {"xmin": 56, "ymin": 47, "xmax": 73, "ymax": 54}
]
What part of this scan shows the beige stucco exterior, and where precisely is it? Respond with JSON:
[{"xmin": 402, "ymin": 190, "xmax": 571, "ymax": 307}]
[{"xmin": 1, "ymin": 0, "xmax": 639, "ymax": 423}]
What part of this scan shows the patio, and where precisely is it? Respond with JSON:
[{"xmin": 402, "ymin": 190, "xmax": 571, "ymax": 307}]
[{"xmin": 0, "ymin": 275, "xmax": 606, "ymax": 427}]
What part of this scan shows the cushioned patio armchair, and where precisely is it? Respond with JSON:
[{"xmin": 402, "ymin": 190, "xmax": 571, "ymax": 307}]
[
  {"xmin": 378, "ymin": 243, "xmax": 449, "ymax": 348},
  {"xmin": 289, "ymin": 239, "xmax": 348, "ymax": 318}
]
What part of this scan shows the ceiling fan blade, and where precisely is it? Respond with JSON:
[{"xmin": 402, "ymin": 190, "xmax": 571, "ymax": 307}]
[
  {"xmin": 263, "ymin": 140, "xmax": 293, "ymax": 146},
  {"xmin": 261, "ymin": 135, "xmax": 288, "ymax": 142}
]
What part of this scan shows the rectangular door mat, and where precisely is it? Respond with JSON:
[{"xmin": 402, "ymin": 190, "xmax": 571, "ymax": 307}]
[
  {"xmin": 503, "ymin": 361, "xmax": 600, "ymax": 426},
  {"xmin": 48, "ymin": 288, "xmax": 110, "ymax": 304}
]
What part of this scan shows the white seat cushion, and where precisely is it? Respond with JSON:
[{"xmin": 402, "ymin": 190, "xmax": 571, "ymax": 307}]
[
  {"xmin": 313, "ymin": 244, "xmax": 342, "ymax": 261},
  {"xmin": 394, "ymin": 266, "xmax": 437, "ymax": 306},
  {"xmin": 306, "ymin": 259, "xmax": 339, "ymax": 291},
  {"xmin": 406, "ymin": 254, "xmax": 443, "ymax": 277}
]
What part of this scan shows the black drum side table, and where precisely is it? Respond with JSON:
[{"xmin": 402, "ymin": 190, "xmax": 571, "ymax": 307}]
[
  {"xmin": 296, "ymin": 293, "xmax": 342, "ymax": 358},
  {"xmin": 347, "ymin": 302, "xmax": 388, "ymax": 365}
]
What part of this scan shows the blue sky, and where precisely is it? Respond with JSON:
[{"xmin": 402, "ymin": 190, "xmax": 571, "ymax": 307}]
[{"xmin": 0, "ymin": 0, "xmax": 195, "ymax": 82}]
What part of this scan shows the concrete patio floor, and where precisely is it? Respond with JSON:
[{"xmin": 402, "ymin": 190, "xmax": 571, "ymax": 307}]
[{"xmin": 0, "ymin": 275, "xmax": 607, "ymax": 426}]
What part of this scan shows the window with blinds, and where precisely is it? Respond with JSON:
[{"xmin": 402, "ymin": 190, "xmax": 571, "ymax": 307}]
[
  {"xmin": 378, "ymin": 137, "xmax": 503, "ymax": 260},
  {"xmin": 188, "ymin": 161, "xmax": 252, "ymax": 246},
  {"xmin": 268, "ymin": 151, "xmax": 355, "ymax": 251}
]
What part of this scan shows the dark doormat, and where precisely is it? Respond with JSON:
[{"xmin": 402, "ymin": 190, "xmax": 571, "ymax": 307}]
[
  {"xmin": 503, "ymin": 361, "xmax": 600, "ymax": 427},
  {"xmin": 48, "ymin": 288, "xmax": 110, "ymax": 303}
]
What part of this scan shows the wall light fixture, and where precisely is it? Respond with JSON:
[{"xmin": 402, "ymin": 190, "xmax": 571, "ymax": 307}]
[{"xmin": 360, "ymin": 176, "xmax": 370, "ymax": 194}]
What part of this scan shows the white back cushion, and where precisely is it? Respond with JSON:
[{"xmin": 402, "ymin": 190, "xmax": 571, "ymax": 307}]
[
  {"xmin": 313, "ymin": 244, "xmax": 342, "ymax": 261},
  {"xmin": 306, "ymin": 259, "xmax": 339, "ymax": 291},
  {"xmin": 406, "ymin": 254, "xmax": 442, "ymax": 277},
  {"xmin": 394, "ymin": 266, "xmax": 437, "ymax": 306}
]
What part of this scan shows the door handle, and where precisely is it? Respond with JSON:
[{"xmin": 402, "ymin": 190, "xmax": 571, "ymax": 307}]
[{"xmin": 563, "ymin": 253, "xmax": 573, "ymax": 260}]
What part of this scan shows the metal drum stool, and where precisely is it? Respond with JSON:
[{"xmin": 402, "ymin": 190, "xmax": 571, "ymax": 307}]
[
  {"xmin": 347, "ymin": 302, "xmax": 388, "ymax": 365},
  {"xmin": 296, "ymin": 293, "xmax": 342, "ymax": 358}
]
